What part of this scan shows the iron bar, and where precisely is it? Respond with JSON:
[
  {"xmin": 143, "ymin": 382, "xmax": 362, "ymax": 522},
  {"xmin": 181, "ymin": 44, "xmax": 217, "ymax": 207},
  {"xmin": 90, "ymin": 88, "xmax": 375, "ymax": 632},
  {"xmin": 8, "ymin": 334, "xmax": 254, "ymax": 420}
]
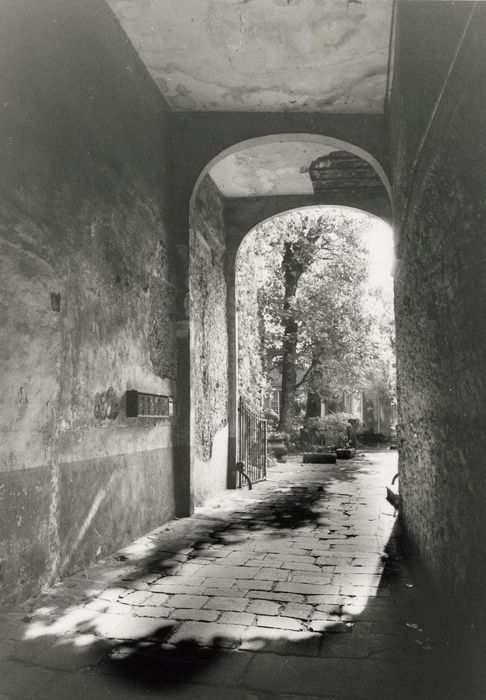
[{"xmin": 238, "ymin": 396, "xmax": 267, "ymax": 484}]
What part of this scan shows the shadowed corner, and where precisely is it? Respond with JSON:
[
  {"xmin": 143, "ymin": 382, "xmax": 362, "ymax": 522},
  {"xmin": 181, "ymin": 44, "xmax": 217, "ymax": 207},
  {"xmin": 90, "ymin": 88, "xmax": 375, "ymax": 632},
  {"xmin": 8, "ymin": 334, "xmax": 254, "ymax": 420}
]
[{"xmin": 105, "ymin": 631, "xmax": 229, "ymax": 692}]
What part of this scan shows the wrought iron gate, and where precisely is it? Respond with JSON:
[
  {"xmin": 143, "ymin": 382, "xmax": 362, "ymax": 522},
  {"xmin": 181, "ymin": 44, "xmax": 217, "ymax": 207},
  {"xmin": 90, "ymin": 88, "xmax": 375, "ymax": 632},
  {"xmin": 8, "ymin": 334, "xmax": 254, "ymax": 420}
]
[{"xmin": 238, "ymin": 397, "xmax": 267, "ymax": 484}]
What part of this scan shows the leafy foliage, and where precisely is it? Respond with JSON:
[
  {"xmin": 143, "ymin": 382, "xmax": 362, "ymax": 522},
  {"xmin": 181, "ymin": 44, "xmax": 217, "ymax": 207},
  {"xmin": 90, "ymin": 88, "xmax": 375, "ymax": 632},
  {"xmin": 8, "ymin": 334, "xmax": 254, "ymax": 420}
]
[
  {"xmin": 304, "ymin": 413, "xmax": 359, "ymax": 448},
  {"xmin": 236, "ymin": 207, "xmax": 395, "ymax": 424}
]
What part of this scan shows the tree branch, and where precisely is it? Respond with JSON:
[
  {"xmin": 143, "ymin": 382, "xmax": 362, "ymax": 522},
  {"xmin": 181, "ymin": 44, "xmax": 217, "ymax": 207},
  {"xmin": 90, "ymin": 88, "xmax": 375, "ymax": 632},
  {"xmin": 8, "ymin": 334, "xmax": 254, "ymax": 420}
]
[{"xmin": 294, "ymin": 360, "xmax": 318, "ymax": 390}]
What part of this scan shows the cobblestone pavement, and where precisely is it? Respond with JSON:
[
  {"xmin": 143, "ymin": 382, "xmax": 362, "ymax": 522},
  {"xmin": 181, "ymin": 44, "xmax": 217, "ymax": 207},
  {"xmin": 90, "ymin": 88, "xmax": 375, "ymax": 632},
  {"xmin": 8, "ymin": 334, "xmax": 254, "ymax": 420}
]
[{"xmin": 0, "ymin": 450, "xmax": 481, "ymax": 699}]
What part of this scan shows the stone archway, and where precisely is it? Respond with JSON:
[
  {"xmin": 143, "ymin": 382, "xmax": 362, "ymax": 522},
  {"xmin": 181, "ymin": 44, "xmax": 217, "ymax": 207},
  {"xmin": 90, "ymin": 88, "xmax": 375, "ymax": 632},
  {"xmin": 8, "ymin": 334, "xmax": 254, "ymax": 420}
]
[
  {"xmin": 190, "ymin": 133, "xmax": 391, "ymax": 211},
  {"xmin": 188, "ymin": 135, "xmax": 392, "ymax": 502}
]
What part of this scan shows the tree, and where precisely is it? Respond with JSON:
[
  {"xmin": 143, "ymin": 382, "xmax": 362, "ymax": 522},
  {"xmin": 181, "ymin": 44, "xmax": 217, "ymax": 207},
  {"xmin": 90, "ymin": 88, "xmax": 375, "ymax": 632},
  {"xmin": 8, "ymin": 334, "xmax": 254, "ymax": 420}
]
[
  {"xmin": 278, "ymin": 221, "xmax": 329, "ymax": 431},
  {"xmin": 242, "ymin": 208, "xmax": 394, "ymax": 431}
]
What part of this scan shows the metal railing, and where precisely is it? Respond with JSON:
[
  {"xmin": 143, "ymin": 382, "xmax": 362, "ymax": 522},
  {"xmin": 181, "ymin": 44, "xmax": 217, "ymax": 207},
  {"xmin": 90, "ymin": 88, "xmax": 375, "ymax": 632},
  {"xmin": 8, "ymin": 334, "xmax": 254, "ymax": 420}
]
[{"xmin": 238, "ymin": 397, "xmax": 267, "ymax": 485}]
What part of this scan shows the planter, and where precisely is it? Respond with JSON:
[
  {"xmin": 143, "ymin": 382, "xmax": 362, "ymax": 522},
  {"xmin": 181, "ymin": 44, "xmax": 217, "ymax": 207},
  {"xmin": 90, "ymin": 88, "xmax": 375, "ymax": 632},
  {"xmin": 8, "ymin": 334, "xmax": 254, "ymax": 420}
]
[
  {"xmin": 336, "ymin": 448, "xmax": 356, "ymax": 460},
  {"xmin": 347, "ymin": 418, "xmax": 359, "ymax": 448},
  {"xmin": 302, "ymin": 452, "xmax": 337, "ymax": 464},
  {"xmin": 268, "ymin": 435, "xmax": 287, "ymax": 462}
]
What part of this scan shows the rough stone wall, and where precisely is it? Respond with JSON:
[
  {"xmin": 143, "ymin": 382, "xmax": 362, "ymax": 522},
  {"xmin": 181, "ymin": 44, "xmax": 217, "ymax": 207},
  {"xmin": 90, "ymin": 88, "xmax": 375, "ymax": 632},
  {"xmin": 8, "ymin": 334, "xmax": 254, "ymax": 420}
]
[
  {"xmin": 0, "ymin": 0, "xmax": 177, "ymax": 606},
  {"xmin": 236, "ymin": 238, "xmax": 266, "ymax": 412},
  {"xmin": 190, "ymin": 175, "xmax": 229, "ymax": 504},
  {"xmin": 391, "ymin": 2, "xmax": 486, "ymax": 623}
]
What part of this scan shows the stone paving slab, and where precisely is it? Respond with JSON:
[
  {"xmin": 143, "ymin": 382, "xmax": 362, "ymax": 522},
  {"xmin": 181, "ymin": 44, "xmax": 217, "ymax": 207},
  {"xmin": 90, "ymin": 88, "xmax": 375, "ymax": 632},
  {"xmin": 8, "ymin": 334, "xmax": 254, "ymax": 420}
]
[
  {"xmin": 244, "ymin": 653, "xmax": 408, "ymax": 699},
  {"xmin": 0, "ymin": 450, "xmax": 475, "ymax": 699}
]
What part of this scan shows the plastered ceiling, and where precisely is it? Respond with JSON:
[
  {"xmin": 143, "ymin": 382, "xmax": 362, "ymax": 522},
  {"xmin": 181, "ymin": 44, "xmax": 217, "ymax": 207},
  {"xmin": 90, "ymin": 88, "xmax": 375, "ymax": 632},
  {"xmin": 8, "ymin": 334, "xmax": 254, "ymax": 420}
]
[
  {"xmin": 107, "ymin": 0, "xmax": 393, "ymax": 112},
  {"xmin": 208, "ymin": 140, "xmax": 384, "ymax": 197},
  {"xmin": 209, "ymin": 140, "xmax": 334, "ymax": 196}
]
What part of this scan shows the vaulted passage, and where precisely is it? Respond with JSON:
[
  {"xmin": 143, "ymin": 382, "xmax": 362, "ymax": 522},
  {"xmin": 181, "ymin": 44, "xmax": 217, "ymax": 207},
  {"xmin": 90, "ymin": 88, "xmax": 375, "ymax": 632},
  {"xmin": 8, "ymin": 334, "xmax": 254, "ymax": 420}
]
[{"xmin": 1, "ymin": 2, "xmax": 486, "ymax": 696}]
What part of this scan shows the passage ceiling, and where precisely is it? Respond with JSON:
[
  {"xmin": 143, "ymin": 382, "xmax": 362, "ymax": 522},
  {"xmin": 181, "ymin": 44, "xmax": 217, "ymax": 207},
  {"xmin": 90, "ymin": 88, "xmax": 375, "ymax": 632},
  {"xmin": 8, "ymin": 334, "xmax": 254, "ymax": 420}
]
[
  {"xmin": 209, "ymin": 140, "xmax": 385, "ymax": 198},
  {"xmin": 107, "ymin": 0, "xmax": 393, "ymax": 112},
  {"xmin": 209, "ymin": 141, "xmax": 334, "ymax": 197}
]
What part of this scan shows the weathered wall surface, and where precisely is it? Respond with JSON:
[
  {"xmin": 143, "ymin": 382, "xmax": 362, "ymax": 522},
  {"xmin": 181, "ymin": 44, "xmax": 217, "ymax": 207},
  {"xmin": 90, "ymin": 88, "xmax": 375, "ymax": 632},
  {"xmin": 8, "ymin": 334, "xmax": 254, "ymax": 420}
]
[
  {"xmin": 0, "ymin": 0, "xmax": 177, "ymax": 606},
  {"xmin": 391, "ymin": 2, "xmax": 486, "ymax": 623},
  {"xmin": 107, "ymin": 0, "xmax": 392, "ymax": 113},
  {"xmin": 226, "ymin": 192, "xmax": 391, "ymax": 236},
  {"xmin": 190, "ymin": 176, "xmax": 229, "ymax": 504},
  {"xmin": 235, "ymin": 238, "xmax": 267, "ymax": 412}
]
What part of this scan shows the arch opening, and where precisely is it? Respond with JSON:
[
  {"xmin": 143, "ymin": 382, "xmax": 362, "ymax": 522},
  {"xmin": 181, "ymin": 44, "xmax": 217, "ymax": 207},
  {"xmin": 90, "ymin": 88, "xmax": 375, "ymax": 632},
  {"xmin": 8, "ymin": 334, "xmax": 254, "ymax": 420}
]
[
  {"xmin": 188, "ymin": 135, "xmax": 394, "ymax": 506},
  {"xmin": 235, "ymin": 204, "xmax": 396, "ymax": 448},
  {"xmin": 190, "ymin": 133, "xmax": 392, "ymax": 210}
]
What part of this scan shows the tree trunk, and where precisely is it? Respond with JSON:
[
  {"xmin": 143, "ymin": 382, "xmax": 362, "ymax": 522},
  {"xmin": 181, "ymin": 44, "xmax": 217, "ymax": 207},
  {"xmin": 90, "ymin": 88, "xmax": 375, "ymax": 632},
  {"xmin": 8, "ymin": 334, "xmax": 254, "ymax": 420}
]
[
  {"xmin": 279, "ymin": 317, "xmax": 298, "ymax": 431},
  {"xmin": 278, "ymin": 241, "xmax": 304, "ymax": 432},
  {"xmin": 305, "ymin": 391, "xmax": 321, "ymax": 419}
]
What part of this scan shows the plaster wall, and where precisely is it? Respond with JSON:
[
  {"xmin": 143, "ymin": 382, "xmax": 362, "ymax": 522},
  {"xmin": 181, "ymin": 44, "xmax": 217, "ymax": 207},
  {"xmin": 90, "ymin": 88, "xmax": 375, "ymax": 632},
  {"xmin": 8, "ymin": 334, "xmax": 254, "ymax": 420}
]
[
  {"xmin": 226, "ymin": 192, "xmax": 391, "ymax": 238},
  {"xmin": 190, "ymin": 176, "xmax": 229, "ymax": 505},
  {"xmin": 193, "ymin": 426, "xmax": 229, "ymax": 507},
  {"xmin": 0, "ymin": 0, "xmax": 177, "ymax": 606},
  {"xmin": 391, "ymin": 1, "xmax": 486, "ymax": 623}
]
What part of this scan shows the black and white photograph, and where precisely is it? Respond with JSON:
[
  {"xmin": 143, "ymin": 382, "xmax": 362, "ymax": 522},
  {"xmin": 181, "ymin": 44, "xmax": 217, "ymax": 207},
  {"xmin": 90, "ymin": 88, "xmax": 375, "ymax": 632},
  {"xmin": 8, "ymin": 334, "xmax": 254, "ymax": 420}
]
[{"xmin": 0, "ymin": 1, "xmax": 485, "ymax": 698}]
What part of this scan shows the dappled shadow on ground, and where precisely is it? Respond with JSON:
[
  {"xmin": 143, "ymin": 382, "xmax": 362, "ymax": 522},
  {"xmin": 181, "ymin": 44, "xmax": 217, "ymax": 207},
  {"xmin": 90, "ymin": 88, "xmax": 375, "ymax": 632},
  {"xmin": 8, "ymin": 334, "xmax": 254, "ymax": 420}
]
[{"xmin": 3, "ymin": 453, "xmax": 483, "ymax": 699}]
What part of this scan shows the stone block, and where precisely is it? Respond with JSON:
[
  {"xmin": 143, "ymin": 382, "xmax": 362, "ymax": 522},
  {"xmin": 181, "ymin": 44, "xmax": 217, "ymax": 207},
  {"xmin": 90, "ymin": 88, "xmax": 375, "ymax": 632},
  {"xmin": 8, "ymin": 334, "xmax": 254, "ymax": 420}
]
[
  {"xmin": 223, "ymin": 553, "xmax": 254, "ymax": 565},
  {"xmin": 150, "ymin": 582, "xmax": 202, "ymax": 595},
  {"xmin": 246, "ymin": 590, "xmax": 305, "ymax": 603},
  {"xmin": 233, "ymin": 579, "xmax": 273, "ymax": 591},
  {"xmin": 239, "ymin": 628, "xmax": 322, "ymax": 657},
  {"xmin": 204, "ymin": 597, "xmax": 248, "ymax": 612},
  {"xmin": 255, "ymin": 568, "xmax": 289, "ymax": 581},
  {"xmin": 202, "ymin": 565, "xmax": 259, "ymax": 579},
  {"xmin": 336, "ymin": 448, "xmax": 356, "ymax": 459},
  {"xmin": 172, "ymin": 608, "xmax": 219, "ymax": 622},
  {"xmin": 202, "ymin": 587, "xmax": 244, "ymax": 597},
  {"xmin": 253, "ymin": 543, "xmax": 307, "ymax": 555},
  {"xmin": 78, "ymin": 613, "xmax": 126, "ymax": 639},
  {"xmin": 246, "ymin": 559, "xmax": 282, "ymax": 568},
  {"xmin": 304, "ymin": 594, "xmax": 345, "ymax": 605},
  {"xmin": 201, "ymin": 577, "xmax": 237, "ymax": 588},
  {"xmin": 219, "ymin": 611, "xmax": 256, "ymax": 626},
  {"xmin": 281, "ymin": 603, "xmax": 313, "ymax": 619},
  {"xmin": 280, "ymin": 562, "xmax": 323, "ymax": 573},
  {"xmin": 267, "ymin": 553, "xmax": 316, "ymax": 565},
  {"xmin": 167, "ymin": 622, "xmax": 247, "ymax": 648},
  {"xmin": 256, "ymin": 616, "xmax": 303, "ymax": 631},
  {"xmin": 316, "ymin": 556, "xmax": 353, "ymax": 566},
  {"xmin": 243, "ymin": 653, "xmax": 403, "ymax": 697},
  {"xmin": 142, "ymin": 592, "xmax": 170, "ymax": 606},
  {"xmin": 167, "ymin": 595, "xmax": 209, "ymax": 609},
  {"xmin": 109, "ymin": 616, "xmax": 174, "ymax": 641},
  {"xmin": 97, "ymin": 587, "xmax": 127, "ymax": 602},
  {"xmin": 290, "ymin": 573, "xmax": 333, "ymax": 585},
  {"xmin": 117, "ymin": 590, "xmax": 151, "ymax": 606},
  {"xmin": 133, "ymin": 605, "xmax": 172, "ymax": 618},
  {"xmin": 275, "ymin": 582, "xmax": 340, "ymax": 596},
  {"xmin": 308, "ymin": 618, "xmax": 353, "ymax": 633},
  {"xmin": 247, "ymin": 600, "xmax": 280, "ymax": 616}
]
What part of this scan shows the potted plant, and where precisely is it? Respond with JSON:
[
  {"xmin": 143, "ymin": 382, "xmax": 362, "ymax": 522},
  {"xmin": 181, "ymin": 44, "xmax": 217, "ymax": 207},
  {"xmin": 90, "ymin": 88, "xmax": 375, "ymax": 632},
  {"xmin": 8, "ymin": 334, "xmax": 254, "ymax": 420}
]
[{"xmin": 268, "ymin": 431, "xmax": 288, "ymax": 461}]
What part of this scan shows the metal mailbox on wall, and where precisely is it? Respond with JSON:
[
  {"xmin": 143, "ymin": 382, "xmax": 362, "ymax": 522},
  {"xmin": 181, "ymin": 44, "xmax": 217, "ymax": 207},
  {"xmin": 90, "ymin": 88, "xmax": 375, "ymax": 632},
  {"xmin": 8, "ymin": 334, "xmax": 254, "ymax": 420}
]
[{"xmin": 126, "ymin": 390, "xmax": 174, "ymax": 418}]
